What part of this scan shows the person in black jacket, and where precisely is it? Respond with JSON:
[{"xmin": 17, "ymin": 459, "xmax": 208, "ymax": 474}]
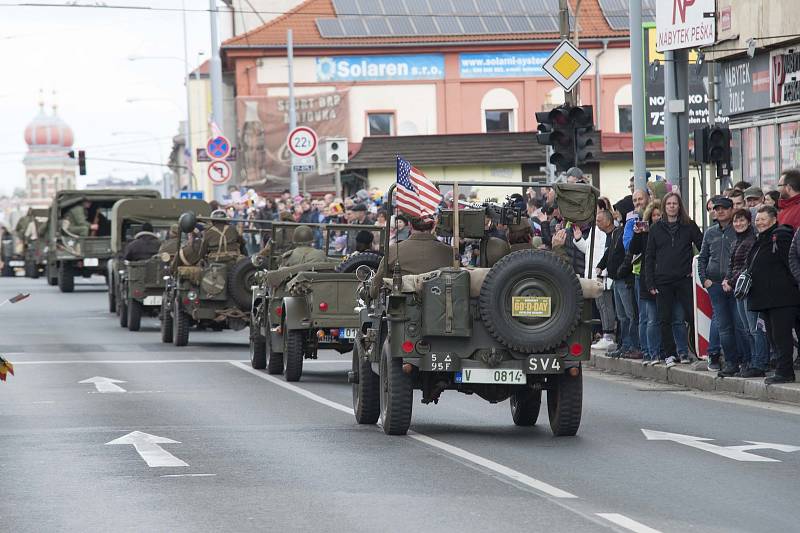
[
  {"xmin": 747, "ymin": 205, "xmax": 800, "ymax": 384},
  {"xmin": 122, "ymin": 223, "xmax": 161, "ymax": 261},
  {"xmin": 598, "ymin": 220, "xmax": 640, "ymax": 357},
  {"xmin": 644, "ymin": 192, "xmax": 703, "ymax": 366}
]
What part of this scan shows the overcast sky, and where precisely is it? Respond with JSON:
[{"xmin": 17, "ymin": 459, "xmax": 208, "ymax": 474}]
[{"xmin": 0, "ymin": 0, "xmax": 217, "ymax": 195}]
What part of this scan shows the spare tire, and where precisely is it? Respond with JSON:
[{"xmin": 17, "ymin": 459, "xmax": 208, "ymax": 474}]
[
  {"xmin": 335, "ymin": 252, "xmax": 382, "ymax": 274},
  {"xmin": 228, "ymin": 257, "xmax": 258, "ymax": 310},
  {"xmin": 478, "ymin": 250, "xmax": 582, "ymax": 353}
]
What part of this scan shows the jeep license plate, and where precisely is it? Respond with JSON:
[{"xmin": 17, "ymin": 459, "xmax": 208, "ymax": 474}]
[
  {"xmin": 511, "ymin": 296, "xmax": 551, "ymax": 317},
  {"xmin": 143, "ymin": 295, "xmax": 162, "ymax": 306},
  {"xmin": 455, "ymin": 369, "xmax": 525, "ymax": 385},
  {"xmin": 527, "ymin": 356, "xmax": 562, "ymax": 374},
  {"xmin": 340, "ymin": 328, "xmax": 357, "ymax": 339},
  {"xmin": 83, "ymin": 258, "xmax": 99, "ymax": 267},
  {"xmin": 8, "ymin": 261, "xmax": 24, "ymax": 267}
]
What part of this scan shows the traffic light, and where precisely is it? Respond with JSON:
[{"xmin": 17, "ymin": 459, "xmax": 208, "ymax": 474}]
[
  {"xmin": 536, "ymin": 106, "xmax": 574, "ymax": 172},
  {"xmin": 324, "ymin": 137, "xmax": 348, "ymax": 164},
  {"xmin": 571, "ymin": 105, "xmax": 594, "ymax": 166},
  {"xmin": 68, "ymin": 150, "xmax": 87, "ymax": 175},
  {"xmin": 708, "ymin": 126, "xmax": 732, "ymax": 178},
  {"xmin": 693, "ymin": 127, "xmax": 710, "ymax": 163}
]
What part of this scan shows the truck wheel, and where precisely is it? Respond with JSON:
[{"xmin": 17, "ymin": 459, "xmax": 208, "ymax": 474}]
[
  {"xmin": 160, "ymin": 301, "xmax": 173, "ymax": 343},
  {"xmin": 283, "ymin": 330, "xmax": 304, "ymax": 382},
  {"xmin": 118, "ymin": 293, "xmax": 128, "ymax": 328},
  {"xmin": 172, "ymin": 297, "xmax": 190, "ymax": 347},
  {"xmin": 379, "ymin": 341, "xmax": 412, "ymax": 435},
  {"xmin": 479, "ymin": 250, "xmax": 582, "ymax": 353},
  {"xmin": 249, "ymin": 326, "xmax": 267, "ymax": 369},
  {"xmin": 57, "ymin": 262, "xmax": 74, "ymax": 293},
  {"xmin": 352, "ymin": 342, "xmax": 379, "ymax": 425},
  {"xmin": 266, "ymin": 337, "xmax": 284, "ymax": 375},
  {"xmin": 547, "ymin": 371, "xmax": 583, "ymax": 437},
  {"xmin": 127, "ymin": 299, "xmax": 142, "ymax": 332},
  {"xmin": 510, "ymin": 389, "xmax": 541, "ymax": 426},
  {"xmin": 107, "ymin": 282, "xmax": 116, "ymax": 312}
]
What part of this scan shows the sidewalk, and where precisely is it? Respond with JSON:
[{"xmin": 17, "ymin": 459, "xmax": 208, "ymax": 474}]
[{"xmin": 588, "ymin": 353, "xmax": 800, "ymax": 405}]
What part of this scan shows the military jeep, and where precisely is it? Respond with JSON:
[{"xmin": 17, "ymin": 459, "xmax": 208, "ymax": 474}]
[
  {"xmin": 249, "ymin": 222, "xmax": 384, "ymax": 381},
  {"xmin": 109, "ymin": 198, "xmax": 211, "ymax": 331},
  {"xmin": 350, "ymin": 181, "xmax": 600, "ymax": 437},
  {"xmin": 46, "ymin": 189, "xmax": 161, "ymax": 292},
  {"xmin": 161, "ymin": 212, "xmax": 265, "ymax": 347},
  {"xmin": 15, "ymin": 208, "xmax": 50, "ymax": 278}
]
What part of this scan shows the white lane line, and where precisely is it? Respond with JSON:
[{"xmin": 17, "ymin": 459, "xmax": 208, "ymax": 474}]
[
  {"xmin": 13, "ymin": 360, "xmax": 250, "ymax": 365},
  {"xmin": 161, "ymin": 473, "xmax": 217, "ymax": 478},
  {"xmin": 230, "ymin": 361, "xmax": 577, "ymax": 499},
  {"xmin": 596, "ymin": 513, "xmax": 662, "ymax": 533}
]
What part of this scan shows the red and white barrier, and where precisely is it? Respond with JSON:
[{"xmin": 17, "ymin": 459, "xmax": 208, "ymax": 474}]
[{"xmin": 692, "ymin": 256, "xmax": 712, "ymax": 359}]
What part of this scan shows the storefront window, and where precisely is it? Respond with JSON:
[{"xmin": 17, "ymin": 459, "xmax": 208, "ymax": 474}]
[
  {"xmin": 780, "ymin": 122, "xmax": 800, "ymax": 174},
  {"xmin": 730, "ymin": 129, "xmax": 742, "ymax": 183},
  {"xmin": 741, "ymin": 127, "xmax": 759, "ymax": 185},
  {"xmin": 760, "ymin": 125, "xmax": 777, "ymax": 191}
]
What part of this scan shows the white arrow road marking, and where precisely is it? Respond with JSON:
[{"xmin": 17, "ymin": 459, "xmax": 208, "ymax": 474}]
[
  {"xmin": 642, "ymin": 429, "xmax": 800, "ymax": 462},
  {"xmin": 597, "ymin": 513, "xmax": 662, "ymax": 533},
  {"xmin": 79, "ymin": 376, "xmax": 127, "ymax": 393},
  {"xmin": 106, "ymin": 431, "xmax": 189, "ymax": 467}
]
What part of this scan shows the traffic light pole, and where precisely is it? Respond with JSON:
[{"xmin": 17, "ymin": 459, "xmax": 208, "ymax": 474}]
[
  {"xmin": 628, "ymin": 0, "xmax": 647, "ymax": 191},
  {"xmin": 559, "ymin": 0, "xmax": 576, "ymax": 106}
]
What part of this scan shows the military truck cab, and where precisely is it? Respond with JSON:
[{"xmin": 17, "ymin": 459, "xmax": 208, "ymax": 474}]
[
  {"xmin": 47, "ymin": 189, "xmax": 160, "ymax": 292},
  {"xmin": 351, "ymin": 181, "xmax": 600, "ymax": 437}
]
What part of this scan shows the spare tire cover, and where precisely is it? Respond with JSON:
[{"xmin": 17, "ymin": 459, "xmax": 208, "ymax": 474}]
[
  {"xmin": 228, "ymin": 257, "xmax": 258, "ymax": 310},
  {"xmin": 335, "ymin": 251, "xmax": 382, "ymax": 274},
  {"xmin": 478, "ymin": 249, "xmax": 582, "ymax": 353}
]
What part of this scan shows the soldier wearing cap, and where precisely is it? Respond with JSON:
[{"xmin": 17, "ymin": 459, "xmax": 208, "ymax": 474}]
[
  {"xmin": 743, "ymin": 186, "xmax": 764, "ymax": 209},
  {"xmin": 370, "ymin": 216, "xmax": 454, "ymax": 298},
  {"xmin": 199, "ymin": 209, "xmax": 246, "ymax": 257},
  {"xmin": 280, "ymin": 225, "xmax": 327, "ymax": 267}
]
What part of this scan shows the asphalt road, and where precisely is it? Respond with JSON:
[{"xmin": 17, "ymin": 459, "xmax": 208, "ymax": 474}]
[{"xmin": 2, "ymin": 277, "xmax": 800, "ymax": 532}]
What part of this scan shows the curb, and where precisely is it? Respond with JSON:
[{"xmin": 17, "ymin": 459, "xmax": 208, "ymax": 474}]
[{"xmin": 588, "ymin": 352, "xmax": 800, "ymax": 405}]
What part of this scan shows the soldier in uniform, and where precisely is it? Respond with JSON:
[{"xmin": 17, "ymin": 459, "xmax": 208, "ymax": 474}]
[
  {"xmin": 62, "ymin": 199, "xmax": 96, "ymax": 237},
  {"xmin": 199, "ymin": 209, "xmax": 246, "ymax": 257},
  {"xmin": 370, "ymin": 216, "xmax": 454, "ymax": 298},
  {"xmin": 122, "ymin": 222, "xmax": 161, "ymax": 261},
  {"xmin": 280, "ymin": 225, "xmax": 327, "ymax": 267},
  {"xmin": 158, "ymin": 224, "xmax": 181, "ymax": 255}
]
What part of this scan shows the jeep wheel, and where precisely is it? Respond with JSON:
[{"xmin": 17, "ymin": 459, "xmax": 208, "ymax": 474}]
[
  {"xmin": 249, "ymin": 326, "xmax": 267, "ymax": 369},
  {"xmin": 25, "ymin": 260, "xmax": 37, "ymax": 279},
  {"xmin": 228, "ymin": 257, "xmax": 258, "ymax": 311},
  {"xmin": 118, "ymin": 294, "xmax": 128, "ymax": 328},
  {"xmin": 336, "ymin": 251, "xmax": 382, "ymax": 273},
  {"xmin": 510, "ymin": 389, "xmax": 541, "ymax": 426},
  {"xmin": 1, "ymin": 263, "xmax": 13, "ymax": 277},
  {"xmin": 479, "ymin": 250, "xmax": 582, "ymax": 353},
  {"xmin": 283, "ymin": 330, "xmax": 304, "ymax": 382},
  {"xmin": 352, "ymin": 342, "xmax": 379, "ymax": 425},
  {"xmin": 266, "ymin": 337, "xmax": 284, "ymax": 375},
  {"xmin": 160, "ymin": 301, "xmax": 173, "ymax": 343},
  {"xmin": 107, "ymin": 282, "xmax": 116, "ymax": 312},
  {"xmin": 127, "ymin": 299, "xmax": 143, "ymax": 332},
  {"xmin": 547, "ymin": 371, "xmax": 583, "ymax": 437},
  {"xmin": 172, "ymin": 297, "xmax": 190, "ymax": 347},
  {"xmin": 379, "ymin": 341, "xmax": 412, "ymax": 435},
  {"xmin": 57, "ymin": 262, "xmax": 74, "ymax": 293},
  {"xmin": 46, "ymin": 264, "xmax": 57, "ymax": 286}
]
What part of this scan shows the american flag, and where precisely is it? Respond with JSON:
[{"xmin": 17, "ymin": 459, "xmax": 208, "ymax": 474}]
[{"xmin": 396, "ymin": 156, "xmax": 442, "ymax": 217}]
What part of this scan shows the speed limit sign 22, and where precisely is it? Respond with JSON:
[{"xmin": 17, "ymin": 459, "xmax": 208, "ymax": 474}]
[{"xmin": 287, "ymin": 126, "xmax": 318, "ymax": 158}]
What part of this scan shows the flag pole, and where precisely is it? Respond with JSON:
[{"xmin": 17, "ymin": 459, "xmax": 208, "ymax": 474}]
[
  {"xmin": 392, "ymin": 156, "xmax": 402, "ymax": 294},
  {"xmin": 452, "ymin": 182, "xmax": 460, "ymax": 267}
]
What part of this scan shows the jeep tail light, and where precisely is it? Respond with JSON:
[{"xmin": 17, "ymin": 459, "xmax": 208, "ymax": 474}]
[
  {"xmin": 319, "ymin": 302, "xmax": 328, "ymax": 311},
  {"xmin": 402, "ymin": 341, "xmax": 414, "ymax": 353},
  {"xmin": 317, "ymin": 330, "xmax": 325, "ymax": 339},
  {"xmin": 331, "ymin": 328, "xmax": 340, "ymax": 338},
  {"xmin": 275, "ymin": 307, "xmax": 283, "ymax": 316},
  {"xmin": 570, "ymin": 343, "xmax": 583, "ymax": 356},
  {"xmin": 182, "ymin": 297, "xmax": 190, "ymax": 305}
]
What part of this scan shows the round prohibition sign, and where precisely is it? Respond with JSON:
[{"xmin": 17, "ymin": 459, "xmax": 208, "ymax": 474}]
[
  {"xmin": 287, "ymin": 126, "xmax": 318, "ymax": 158},
  {"xmin": 207, "ymin": 160, "xmax": 232, "ymax": 185},
  {"xmin": 207, "ymin": 135, "xmax": 231, "ymax": 160}
]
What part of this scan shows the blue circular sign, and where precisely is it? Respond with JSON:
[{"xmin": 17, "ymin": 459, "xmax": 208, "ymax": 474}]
[{"xmin": 206, "ymin": 136, "xmax": 231, "ymax": 160}]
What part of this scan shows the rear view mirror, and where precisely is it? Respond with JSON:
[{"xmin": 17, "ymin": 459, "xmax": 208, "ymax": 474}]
[
  {"xmin": 178, "ymin": 212, "xmax": 197, "ymax": 234},
  {"xmin": 355, "ymin": 265, "xmax": 375, "ymax": 283}
]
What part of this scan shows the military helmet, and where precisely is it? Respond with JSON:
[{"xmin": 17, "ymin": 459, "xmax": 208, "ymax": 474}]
[
  {"xmin": 210, "ymin": 209, "xmax": 227, "ymax": 219},
  {"xmin": 293, "ymin": 225, "xmax": 314, "ymax": 244}
]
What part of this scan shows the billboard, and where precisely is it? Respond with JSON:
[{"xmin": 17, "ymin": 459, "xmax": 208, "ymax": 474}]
[
  {"xmin": 236, "ymin": 90, "xmax": 350, "ymax": 192},
  {"xmin": 459, "ymin": 51, "xmax": 551, "ymax": 78},
  {"xmin": 315, "ymin": 54, "xmax": 444, "ymax": 82},
  {"xmin": 718, "ymin": 54, "xmax": 770, "ymax": 116},
  {"xmin": 655, "ymin": 0, "xmax": 716, "ymax": 52},
  {"xmin": 770, "ymin": 46, "xmax": 800, "ymax": 108}
]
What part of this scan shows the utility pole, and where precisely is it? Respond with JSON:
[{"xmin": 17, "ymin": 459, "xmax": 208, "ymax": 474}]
[
  {"xmin": 665, "ymin": 49, "xmax": 690, "ymax": 200},
  {"xmin": 209, "ymin": 0, "xmax": 225, "ymax": 201},
  {"xmin": 287, "ymin": 29, "xmax": 299, "ymax": 198},
  {"xmin": 558, "ymin": 0, "xmax": 575, "ymax": 106},
  {"xmin": 571, "ymin": 0, "xmax": 582, "ymax": 105},
  {"xmin": 628, "ymin": 0, "xmax": 647, "ymax": 191},
  {"xmin": 181, "ymin": 0, "xmax": 193, "ymax": 197},
  {"xmin": 707, "ymin": 61, "xmax": 718, "ymax": 197}
]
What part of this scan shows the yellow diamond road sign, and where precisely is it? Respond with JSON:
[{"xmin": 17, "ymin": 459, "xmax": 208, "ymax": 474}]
[{"xmin": 543, "ymin": 40, "xmax": 592, "ymax": 92}]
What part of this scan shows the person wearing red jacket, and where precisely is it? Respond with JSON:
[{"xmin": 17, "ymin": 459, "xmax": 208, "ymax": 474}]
[{"xmin": 777, "ymin": 169, "xmax": 800, "ymax": 229}]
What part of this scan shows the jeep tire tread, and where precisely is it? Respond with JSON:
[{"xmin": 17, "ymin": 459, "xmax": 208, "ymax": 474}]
[
  {"xmin": 379, "ymin": 341, "xmax": 412, "ymax": 435},
  {"xmin": 510, "ymin": 389, "xmax": 541, "ymax": 426},
  {"xmin": 547, "ymin": 371, "xmax": 583, "ymax": 436},
  {"xmin": 172, "ymin": 297, "xmax": 190, "ymax": 347},
  {"xmin": 46, "ymin": 264, "xmax": 57, "ymax": 286},
  {"xmin": 160, "ymin": 301, "xmax": 173, "ymax": 343},
  {"xmin": 127, "ymin": 299, "xmax": 142, "ymax": 331},
  {"xmin": 283, "ymin": 330, "xmax": 304, "ymax": 382},
  {"xmin": 249, "ymin": 327, "xmax": 267, "ymax": 369},
  {"xmin": 228, "ymin": 257, "xmax": 258, "ymax": 311},
  {"xmin": 336, "ymin": 251, "xmax": 382, "ymax": 274},
  {"xmin": 108, "ymin": 281, "xmax": 116, "ymax": 312},
  {"xmin": 352, "ymin": 342, "xmax": 380, "ymax": 424},
  {"xmin": 118, "ymin": 293, "xmax": 128, "ymax": 328},
  {"xmin": 266, "ymin": 339, "xmax": 284, "ymax": 375},
  {"xmin": 57, "ymin": 262, "xmax": 74, "ymax": 293}
]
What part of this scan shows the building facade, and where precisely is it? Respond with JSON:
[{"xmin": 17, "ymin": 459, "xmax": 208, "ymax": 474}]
[{"xmin": 22, "ymin": 99, "xmax": 76, "ymax": 206}]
